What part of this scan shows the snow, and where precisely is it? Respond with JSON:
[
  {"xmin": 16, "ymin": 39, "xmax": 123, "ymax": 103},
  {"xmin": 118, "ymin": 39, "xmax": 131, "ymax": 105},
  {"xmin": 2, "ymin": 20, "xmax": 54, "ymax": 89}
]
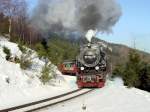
[
  {"xmin": 42, "ymin": 78, "xmax": 150, "ymax": 112},
  {"xmin": 0, "ymin": 36, "xmax": 150, "ymax": 112},
  {"xmin": 0, "ymin": 40, "xmax": 22, "ymax": 57},
  {"xmin": 0, "ymin": 36, "xmax": 77, "ymax": 109}
]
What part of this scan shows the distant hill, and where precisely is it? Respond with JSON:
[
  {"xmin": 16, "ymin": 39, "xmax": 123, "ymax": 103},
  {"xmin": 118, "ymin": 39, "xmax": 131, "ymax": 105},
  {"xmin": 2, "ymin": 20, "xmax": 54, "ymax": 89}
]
[{"xmin": 92, "ymin": 37, "xmax": 150, "ymax": 69}]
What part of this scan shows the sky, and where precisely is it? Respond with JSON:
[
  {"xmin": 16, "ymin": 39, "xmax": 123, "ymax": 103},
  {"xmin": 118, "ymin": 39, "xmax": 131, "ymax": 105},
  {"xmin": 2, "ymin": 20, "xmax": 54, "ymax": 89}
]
[
  {"xmin": 26, "ymin": 0, "xmax": 150, "ymax": 53},
  {"xmin": 99, "ymin": 0, "xmax": 150, "ymax": 53}
]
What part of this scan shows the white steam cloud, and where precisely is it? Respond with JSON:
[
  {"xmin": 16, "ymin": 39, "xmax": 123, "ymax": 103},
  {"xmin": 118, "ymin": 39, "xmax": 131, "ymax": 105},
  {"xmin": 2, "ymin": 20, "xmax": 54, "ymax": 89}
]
[{"xmin": 85, "ymin": 29, "xmax": 97, "ymax": 42}]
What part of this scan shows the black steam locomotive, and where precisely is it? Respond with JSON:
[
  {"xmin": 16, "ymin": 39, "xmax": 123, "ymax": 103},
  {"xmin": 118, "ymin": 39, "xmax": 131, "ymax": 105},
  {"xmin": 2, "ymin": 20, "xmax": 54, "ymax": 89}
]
[
  {"xmin": 76, "ymin": 42, "xmax": 109, "ymax": 88},
  {"xmin": 59, "ymin": 38, "xmax": 110, "ymax": 88}
]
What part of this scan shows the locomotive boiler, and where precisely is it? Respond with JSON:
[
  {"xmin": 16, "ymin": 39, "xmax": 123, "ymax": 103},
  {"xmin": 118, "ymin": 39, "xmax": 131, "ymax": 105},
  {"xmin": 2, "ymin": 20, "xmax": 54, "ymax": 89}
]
[{"xmin": 76, "ymin": 42, "xmax": 109, "ymax": 88}]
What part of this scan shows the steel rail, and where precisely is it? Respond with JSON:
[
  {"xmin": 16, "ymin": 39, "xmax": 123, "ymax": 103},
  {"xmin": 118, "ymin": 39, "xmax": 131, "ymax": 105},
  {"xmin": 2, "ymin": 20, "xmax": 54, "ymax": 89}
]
[
  {"xmin": 0, "ymin": 89, "xmax": 82, "ymax": 112},
  {"xmin": 25, "ymin": 89, "xmax": 94, "ymax": 112}
]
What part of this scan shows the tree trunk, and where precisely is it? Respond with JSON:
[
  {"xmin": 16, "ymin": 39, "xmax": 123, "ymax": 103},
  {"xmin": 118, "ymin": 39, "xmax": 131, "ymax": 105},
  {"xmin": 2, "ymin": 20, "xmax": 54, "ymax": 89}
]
[{"xmin": 8, "ymin": 18, "xmax": 12, "ymax": 39}]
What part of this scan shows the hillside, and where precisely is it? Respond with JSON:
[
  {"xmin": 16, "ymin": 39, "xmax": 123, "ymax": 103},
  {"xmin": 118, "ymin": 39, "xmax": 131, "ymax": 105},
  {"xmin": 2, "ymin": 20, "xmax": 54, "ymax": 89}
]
[{"xmin": 0, "ymin": 36, "xmax": 77, "ymax": 109}]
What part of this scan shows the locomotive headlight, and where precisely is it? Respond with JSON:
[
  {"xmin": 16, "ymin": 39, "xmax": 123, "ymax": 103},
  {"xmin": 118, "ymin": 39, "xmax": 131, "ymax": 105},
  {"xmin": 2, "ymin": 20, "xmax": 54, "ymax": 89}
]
[
  {"xmin": 95, "ymin": 66, "xmax": 99, "ymax": 70},
  {"xmin": 80, "ymin": 67, "xmax": 84, "ymax": 71}
]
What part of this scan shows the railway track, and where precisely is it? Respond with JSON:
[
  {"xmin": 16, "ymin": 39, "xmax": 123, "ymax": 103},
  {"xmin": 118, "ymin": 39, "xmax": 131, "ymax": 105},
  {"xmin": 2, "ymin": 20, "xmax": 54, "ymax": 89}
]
[{"xmin": 0, "ymin": 88, "xmax": 94, "ymax": 112}]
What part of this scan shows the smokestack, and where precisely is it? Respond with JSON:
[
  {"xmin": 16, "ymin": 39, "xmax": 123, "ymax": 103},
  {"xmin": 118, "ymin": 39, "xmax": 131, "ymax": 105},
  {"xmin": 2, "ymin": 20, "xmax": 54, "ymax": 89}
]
[{"xmin": 31, "ymin": 0, "xmax": 122, "ymax": 38}]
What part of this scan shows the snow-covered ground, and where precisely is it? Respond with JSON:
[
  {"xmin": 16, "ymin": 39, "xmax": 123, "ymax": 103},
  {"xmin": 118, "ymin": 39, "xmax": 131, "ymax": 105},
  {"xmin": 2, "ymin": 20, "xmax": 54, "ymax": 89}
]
[
  {"xmin": 41, "ymin": 78, "xmax": 150, "ymax": 112},
  {"xmin": 0, "ymin": 36, "xmax": 150, "ymax": 112},
  {"xmin": 0, "ymin": 36, "xmax": 77, "ymax": 109}
]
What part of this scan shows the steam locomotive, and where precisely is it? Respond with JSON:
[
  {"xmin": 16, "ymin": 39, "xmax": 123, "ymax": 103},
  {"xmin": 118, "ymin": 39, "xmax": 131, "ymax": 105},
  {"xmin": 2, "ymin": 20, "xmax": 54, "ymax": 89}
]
[
  {"xmin": 76, "ymin": 42, "xmax": 109, "ymax": 88},
  {"xmin": 59, "ymin": 40, "xmax": 109, "ymax": 88}
]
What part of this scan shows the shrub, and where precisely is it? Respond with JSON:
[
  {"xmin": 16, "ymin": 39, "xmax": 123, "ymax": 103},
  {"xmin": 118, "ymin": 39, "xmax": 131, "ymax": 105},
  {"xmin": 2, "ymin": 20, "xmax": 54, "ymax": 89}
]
[
  {"xmin": 3, "ymin": 46, "xmax": 11, "ymax": 60},
  {"xmin": 112, "ymin": 64, "xmax": 124, "ymax": 78},
  {"xmin": 112, "ymin": 50, "xmax": 141, "ymax": 88},
  {"xmin": 139, "ymin": 63, "xmax": 150, "ymax": 91},
  {"xmin": 35, "ymin": 43, "xmax": 47, "ymax": 58},
  {"xmin": 40, "ymin": 65, "xmax": 52, "ymax": 84},
  {"xmin": 20, "ymin": 55, "xmax": 32, "ymax": 70},
  {"xmin": 123, "ymin": 66, "xmax": 140, "ymax": 87},
  {"xmin": 18, "ymin": 44, "xmax": 27, "ymax": 54},
  {"xmin": 14, "ymin": 56, "xmax": 20, "ymax": 64}
]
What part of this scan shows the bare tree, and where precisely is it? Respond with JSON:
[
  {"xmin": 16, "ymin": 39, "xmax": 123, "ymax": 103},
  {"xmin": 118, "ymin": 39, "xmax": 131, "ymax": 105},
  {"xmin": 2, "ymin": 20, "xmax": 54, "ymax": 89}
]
[
  {"xmin": 15, "ymin": 0, "xmax": 28, "ymax": 41},
  {"xmin": 0, "ymin": 0, "xmax": 41, "ymax": 44},
  {"xmin": 0, "ymin": 0, "xmax": 23, "ymax": 38}
]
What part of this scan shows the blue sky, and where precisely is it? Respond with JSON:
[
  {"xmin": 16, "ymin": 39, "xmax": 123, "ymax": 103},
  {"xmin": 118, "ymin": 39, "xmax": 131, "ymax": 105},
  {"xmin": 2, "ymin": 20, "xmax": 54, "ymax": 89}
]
[
  {"xmin": 27, "ymin": 0, "xmax": 150, "ymax": 53},
  {"xmin": 99, "ymin": 0, "xmax": 150, "ymax": 53},
  {"xmin": 26, "ymin": 0, "xmax": 38, "ymax": 14}
]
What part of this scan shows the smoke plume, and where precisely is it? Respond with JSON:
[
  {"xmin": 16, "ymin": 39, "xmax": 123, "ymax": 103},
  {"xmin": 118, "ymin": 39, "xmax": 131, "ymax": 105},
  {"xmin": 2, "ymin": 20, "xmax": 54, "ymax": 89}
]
[
  {"xmin": 85, "ymin": 30, "xmax": 97, "ymax": 42},
  {"xmin": 31, "ymin": 0, "xmax": 122, "ymax": 37}
]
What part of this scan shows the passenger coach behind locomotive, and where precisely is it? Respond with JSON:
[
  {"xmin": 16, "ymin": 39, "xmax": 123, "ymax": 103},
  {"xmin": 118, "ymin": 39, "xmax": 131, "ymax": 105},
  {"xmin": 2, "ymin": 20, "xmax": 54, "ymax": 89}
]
[{"xmin": 76, "ymin": 41, "xmax": 108, "ymax": 88}]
